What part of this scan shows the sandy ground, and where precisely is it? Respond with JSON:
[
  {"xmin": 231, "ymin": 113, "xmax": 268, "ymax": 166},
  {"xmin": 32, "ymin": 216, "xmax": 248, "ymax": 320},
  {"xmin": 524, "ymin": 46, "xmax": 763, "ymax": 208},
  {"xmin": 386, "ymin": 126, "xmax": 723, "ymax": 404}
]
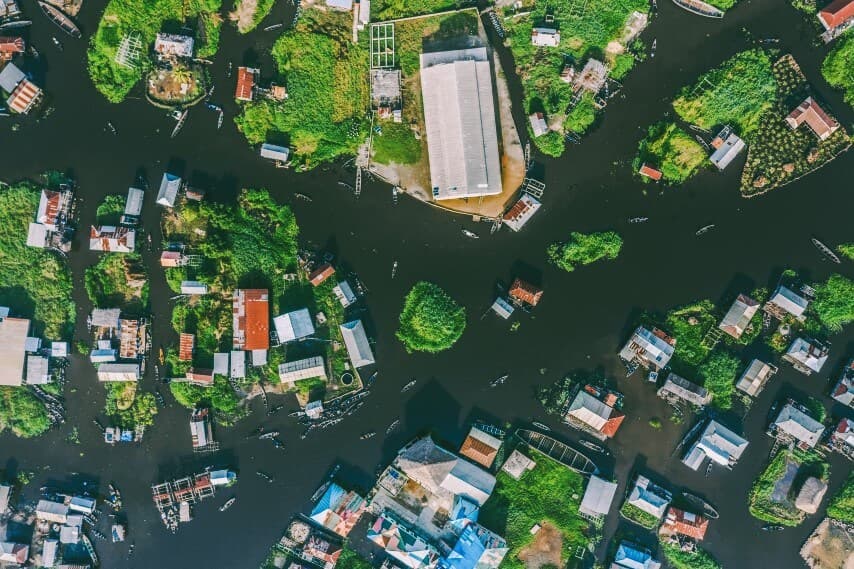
[
  {"xmin": 229, "ymin": 0, "xmax": 259, "ymax": 33},
  {"xmin": 800, "ymin": 518, "xmax": 854, "ymax": 569},
  {"xmin": 518, "ymin": 522, "xmax": 564, "ymax": 569},
  {"xmin": 44, "ymin": 0, "xmax": 82, "ymax": 17}
]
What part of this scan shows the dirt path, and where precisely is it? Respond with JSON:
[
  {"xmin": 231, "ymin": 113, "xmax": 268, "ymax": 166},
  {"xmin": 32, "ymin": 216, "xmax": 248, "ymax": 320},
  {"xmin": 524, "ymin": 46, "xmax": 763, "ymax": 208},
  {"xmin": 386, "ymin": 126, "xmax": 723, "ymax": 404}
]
[
  {"xmin": 230, "ymin": 0, "xmax": 259, "ymax": 33},
  {"xmin": 518, "ymin": 522, "xmax": 563, "ymax": 569}
]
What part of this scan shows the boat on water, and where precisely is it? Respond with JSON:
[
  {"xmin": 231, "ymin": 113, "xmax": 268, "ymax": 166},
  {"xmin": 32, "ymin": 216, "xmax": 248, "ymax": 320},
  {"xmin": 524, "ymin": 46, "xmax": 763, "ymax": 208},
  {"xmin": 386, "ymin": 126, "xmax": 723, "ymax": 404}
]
[
  {"xmin": 489, "ymin": 374, "xmax": 509, "ymax": 387},
  {"xmin": 811, "ymin": 238, "xmax": 841, "ymax": 264},
  {"xmin": 516, "ymin": 428, "xmax": 599, "ymax": 475},
  {"xmin": 360, "ymin": 431, "xmax": 376, "ymax": 440},
  {"xmin": 671, "ymin": 0, "xmax": 724, "ymax": 17},
  {"xmin": 170, "ymin": 109, "xmax": 188, "ymax": 139},
  {"xmin": 217, "ymin": 110, "xmax": 224, "ymax": 129},
  {"xmin": 158, "ymin": 348, "xmax": 165, "ymax": 365},
  {"xmin": 762, "ymin": 524, "xmax": 784, "ymax": 532},
  {"xmin": 366, "ymin": 371, "xmax": 378, "ymax": 387},
  {"xmin": 401, "ymin": 380, "xmax": 416, "ymax": 393},
  {"xmin": 51, "ymin": 36, "xmax": 62, "ymax": 50},
  {"xmin": 288, "ymin": 410, "xmax": 305, "ymax": 418},
  {"xmin": 264, "ymin": 23, "xmax": 283, "ymax": 31},
  {"xmin": 219, "ymin": 497, "xmax": 236, "ymax": 512},
  {"xmin": 256, "ymin": 470, "xmax": 274, "ymax": 483},
  {"xmin": 531, "ymin": 421, "xmax": 551, "ymax": 431},
  {"xmin": 82, "ymin": 534, "xmax": 98, "ymax": 565},
  {"xmin": 259, "ymin": 431, "xmax": 279, "ymax": 440},
  {"xmin": 38, "ymin": 1, "xmax": 81, "ymax": 38},
  {"xmin": 386, "ymin": 419, "xmax": 400, "ymax": 434},
  {"xmin": 680, "ymin": 491, "xmax": 719, "ymax": 519},
  {"xmin": 695, "ymin": 224, "xmax": 715, "ymax": 236},
  {"xmin": 579, "ymin": 440, "xmax": 609, "ymax": 454},
  {"xmin": 391, "ymin": 260, "xmax": 398, "ymax": 279},
  {"xmin": 90, "ymin": 529, "xmax": 108, "ymax": 541},
  {"xmin": 106, "ymin": 121, "xmax": 116, "ymax": 134},
  {"xmin": 294, "ymin": 193, "xmax": 312, "ymax": 202},
  {"xmin": 0, "ymin": 20, "xmax": 32, "ymax": 30},
  {"xmin": 629, "ymin": 217, "xmax": 649, "ymax": 223},
  {"xmin": 462, "ymin": 229, "xmax": 479, "ymax": 239},
  {"xmin": 650, "ymin": 39, "xmax": 657, "ymax": 57}
]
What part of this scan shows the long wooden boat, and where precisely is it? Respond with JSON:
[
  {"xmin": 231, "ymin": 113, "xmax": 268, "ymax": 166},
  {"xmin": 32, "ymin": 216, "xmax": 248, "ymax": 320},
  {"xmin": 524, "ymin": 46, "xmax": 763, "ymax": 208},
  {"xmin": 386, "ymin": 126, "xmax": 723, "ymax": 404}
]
[
  {"xmin": 812, "ymin": 238, "xmax": 841, "ymax": 264},
  {"xmin": 38, "ymin": 1, "xmax": 81, "ymax": 38},
  {"xmin": 516, "ymin": 428, "xmax": 599, "ymax": 475},
  {"xmin": 672, "ymin": 0, "xmax": 724, "ymax": 18}
]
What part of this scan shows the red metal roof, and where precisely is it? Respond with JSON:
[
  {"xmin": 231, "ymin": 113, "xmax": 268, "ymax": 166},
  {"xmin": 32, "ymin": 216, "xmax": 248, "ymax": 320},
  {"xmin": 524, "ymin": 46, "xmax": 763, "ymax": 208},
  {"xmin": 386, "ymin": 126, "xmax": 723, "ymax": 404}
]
[
  {"xmin": 8, "ymin": 79, "xmax": 41, "ymax": 114},
  {"xmin": 600, "ymin": 410, "xmax": 625, "ymax": 438},
  {"xmin": 639, "ymin": 164, "xmax": 663, "ymax": 181},
  {"xmin": 39, "ymin": 190, "xmax": 62, "ymax": 226},
  {"xmin": 309, "ymin": 263, "xmax": 335, "ymax": 287},
  {"xmin": 233, "ymin": 289, "xmax": 269, "ymax": 350},
  {"xmin": 0, "ymin": 37, "xmax": 25, "ymax": 53},
  {"xmin": 187, "ymin": 368, "xmax": 214, "ymax": 386},
  {"xmin": 786, "ymin": 97, "xmax": 840, "ymax": 140},
  {"xmin": 509, "ymin": 278, "xmax": 543, "ymax": 306},
  {"xmin": 235, "ymin": 67, "xmax": 256, "ymax": 102},
  {"xmin": 179, "ymin": 333, "xmax": 195, "ymax": 361},
  {"xmin": 819, "ymin": 0, "xmax": 854, "ymax": 28},
  {"xmin": 664, "ymin": 507, "xmax": 709, "ymax": 540},
  {"xmin": 160, "ymin": 251, "xmax": 183, "ymax": 267}
]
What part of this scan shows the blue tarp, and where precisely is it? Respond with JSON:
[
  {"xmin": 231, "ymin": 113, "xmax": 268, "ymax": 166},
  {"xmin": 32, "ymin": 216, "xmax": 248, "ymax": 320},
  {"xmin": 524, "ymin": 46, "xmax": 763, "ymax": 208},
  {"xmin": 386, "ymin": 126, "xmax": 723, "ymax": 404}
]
[
  {"xmin": 311, "ymin": 483, "xmax": 345, "ymax": 517},
  {"xmin": 440, "ymin": 524, "xmax": 485, "ymax": 569}
]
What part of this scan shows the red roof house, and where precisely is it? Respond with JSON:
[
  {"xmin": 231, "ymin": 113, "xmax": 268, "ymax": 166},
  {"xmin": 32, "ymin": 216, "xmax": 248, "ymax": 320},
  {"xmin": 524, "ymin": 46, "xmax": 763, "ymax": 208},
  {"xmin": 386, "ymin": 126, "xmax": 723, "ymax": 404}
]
[
  {"xmin": 785, "ymin": 97, "xmax": 840, "ymax": 141},
  {"xmin": 186, "ymin": 368, "xmax": 214, "ymax": 386},
  {"xmin": 235, "ymin": 67, "xmax": 258, "ymax": 102},
  {"xmin": 639, "ymin": 163, "xmax": 663, "ymax": 181},
  {"xmin": 662, "ymin": 507, "xmax": 709, "ymax": 540},
  {"xmin": 0, "ymin": 37, "xmax": 25, "ymax": 59},
  {"xmin": 509, "ymin": 278, "xmax": 543, "ymax": 307},
  {"xmin": 7, "ymin": 78, "xmax": 42, "ymax": 114},
  {"xmin": 232, "ymin": 289, "xmax": 269, "ymax": 350},
  {"xmin": 160, "ymin": 251, "xmax": 184, "ymax": 267},
  {"xmin": 818, "ymin": 0, "xmax": 854, "ymax": 30},
  {"xmin": 179, "ymin": 333, "xmax": 195, "ymax": 361},
  {"xmin": 309, "ymin": 263, "xmax": 335, "ymax": 287}
]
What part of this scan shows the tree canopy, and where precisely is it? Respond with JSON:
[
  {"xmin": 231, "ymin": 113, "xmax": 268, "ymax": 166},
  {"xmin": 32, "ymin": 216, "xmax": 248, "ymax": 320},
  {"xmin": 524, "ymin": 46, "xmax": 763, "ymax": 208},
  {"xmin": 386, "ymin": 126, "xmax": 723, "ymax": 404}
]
[
  {"xmin": 822, "ymin": 34, "xmax": 854, "ymax": 105},
  {"xmin": 396, "ymin": 282, "xmax": 466, "ymax": 353},
  {"xmin": 812, "ymin": 274, "xmax": 854, "ymax": 332},
  {"xmin": 547, "ymin": 231, "xmax": 623, "ymax": 272}
]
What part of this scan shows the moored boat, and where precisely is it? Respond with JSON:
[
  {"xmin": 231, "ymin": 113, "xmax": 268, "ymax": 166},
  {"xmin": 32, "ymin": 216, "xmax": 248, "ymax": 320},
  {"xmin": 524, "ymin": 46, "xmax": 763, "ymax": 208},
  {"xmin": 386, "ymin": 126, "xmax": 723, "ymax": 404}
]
[
  {"xmin": 401, "ymin": 380, "xmax": 416, "ymax": 393},
  {"xmin": 681, "ymin": 490, "xmax": 719, "ymax": 519},
  {"xmin": 219, "ymin": 497, "xmax": 235, "ymax": 512},
  {"xmin": 462, "ymin": 229, "xmax": 479, "ymax": 239},
  {"xmin": 38, "ymin": 1, "xmax": 81, "ymax": 38},
  {"xmin": 811, "ymin": 238, "xmax": 841, "ymax": 264}
]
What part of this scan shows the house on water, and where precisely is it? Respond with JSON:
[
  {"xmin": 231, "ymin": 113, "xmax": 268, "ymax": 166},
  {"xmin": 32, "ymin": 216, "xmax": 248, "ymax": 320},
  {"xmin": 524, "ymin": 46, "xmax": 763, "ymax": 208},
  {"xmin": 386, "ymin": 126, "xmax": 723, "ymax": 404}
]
[
  {"xmin": 0, "ymin": 62, "xmax": 43, "ymax": 114},
  {"xmin": 260, "ymin": 143, "xmax": 290, "ymax": 165},
  {"xmin": 458, "ymin": 424, "xmax": 503, "ymax": 469},
  {"xmin": 817, "ymin": 0, "xmax": 854, "ymax": 38},
  {"xmin": 89, "ymin": 226, "xmax": 135, "ymax": 252},
  {"xmin": 619, "ymin": 326, "xmax": 676, "ymax": 372},
  {"xmin": 579, "ymin": 475, "xmax": 618, "ymax": 522},
  {"xmin": 232, "ymin": 289, "xmax": 270, "ymax": 352},
  {"xmin": 502, "ymin": 193, "xmax": 541, "ymax": 232},
  {"xmin": 97, "ymin": 363, "xmax": 141, "ymax": 382},
  {"xmin": 564, "ymin": 388, "xmax": 625, "ymax": 440},
  {"xmin": 735, "ymin": 359, "xmax": 778, "ymax": 398},
  {"xmin": 153, "ymin": 33, "xmax": 194, "ymax": 59},
  {"xmin": 709, "ymin": 126, "xmax": 745, "ymax": 171},
  {"xmin": 623, "ymin": 474, "xmax": 671, "ymax": 526},
  {"xmin": 783, "ymin": 337, "xmax": 829, "ymax": 375},
  {"xmin": 638, "ymin": 163, "xmax": 663, "ymax": 181},
  {"xmin": 278, "ymin": 356, "xmax": 327, "ymax": 386},
  {"xmin": 273, "ymin": 308, "xmax": 315, "ymax": 344},
  {"xmin": 682, "ymin": 419, "xmax": 748, "ymax": 472},
  {"xmin": 340, "ymin": 319, "xmax": 374, "ymax": 368},
  {"xmin": 660, "ymin": 507, "xmax": 709, "ymax": 541},
  {"xmin": 764, "ymin": 285, "xmax": 809, "ymax": 321},
  {"xmin": 769, "ymin": 402, "xmax": 825, "ymax": 450},
  {"xmin": 0, "ymin": 311, "xmax": 30, "ymax": 387},
  {"xmin": 718, "ymin": 294, "xmax": 759, "ymax": 340},
  {"xmin": 611, "ymin": 541, "xmax": 661, "ymax": 569},
  {"xmin": 785, "ymin": 97, "xmax": 840, "ymax": 141},
  {"xmin": 508, "ymin": 278, "xmax": 543, "ymax": 309},
  {"xmin": 657, "ymin": 373, "xmax": 711, "ymax": 408},
  {"xmin": 235, "ymin": 66, "xmax": 258, "ymax": 102},
  {"xmin": 308, "ymin": 482, "xmax": 366, "ymax": 537},
  {"xmin": 528, "ymin": 112, "xmax": 549, "ymax": 137},
  {"xmin": 156, "ymin": 173, "xmax": 182, "ymax": 207},
  {"xmin": 831, "ymin": 359, "xmax": 854, "ymax": 407}
]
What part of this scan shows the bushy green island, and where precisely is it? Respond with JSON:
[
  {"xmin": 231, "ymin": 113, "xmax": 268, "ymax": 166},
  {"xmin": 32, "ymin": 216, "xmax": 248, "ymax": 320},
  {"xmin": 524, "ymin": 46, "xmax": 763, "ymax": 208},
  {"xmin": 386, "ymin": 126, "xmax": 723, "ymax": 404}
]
[
  {"xmin": 85, "ymin": 253, "xmax": 149, "ymax": 315},
  {"xmin": 748, "ymin": 449, "xmax": 828, "ymax": 526},
  {"xmin": 479, "ymin": 445, "xmax": 590, "ymax": 569},
  {"xmin": 95, "ymin": 194, "xmax": 126, "ymax": 225},
  {"xmin": 500, "ymin": 0, "xmax": 648, "ymax": 156},
  {"xmin": 0, "ymin": 182, "xmax": 75, "ymax": 438},
  {"xmin": 822, "ymin": 34, "xmax": 854, "ymax": 106},
  {"xmin": 87, "ymin": 0, "xmax": 223, "ymax": 103},
  {"xmin": 826, "ymin": 472, "xmax": 854, "ymax": 524},
  {"xmin": 811, "ymin": 274, "xmax": 854, "ymax": 332},
  {"xmin": 104, "ymin": 383, "xmax": 157, "ymax": 429},
  {"xmin": 633, "ymin": 122, "xmax": 706, "ymax": 184},
  {"xmin": 659, "ymin": 540, "xmax": 722, "ymax": 569},
  {"xmin": 547, "ymin": 231, "xmax": 623, "ymax": 272},
  {"xmin": 235, "ymin": 8, "xmax": 369, "ymax": 169},
  {"xmin": 396, "ymin": 282, "xmax": 466, "ymax": 353}
]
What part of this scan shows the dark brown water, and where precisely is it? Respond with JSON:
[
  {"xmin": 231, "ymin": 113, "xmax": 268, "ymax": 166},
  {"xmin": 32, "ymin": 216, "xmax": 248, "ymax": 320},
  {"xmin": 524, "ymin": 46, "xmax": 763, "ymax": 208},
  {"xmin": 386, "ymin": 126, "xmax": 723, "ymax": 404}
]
[{"xmin": 1, "ymin": 0, "xmax": 852, "ymax": 567}]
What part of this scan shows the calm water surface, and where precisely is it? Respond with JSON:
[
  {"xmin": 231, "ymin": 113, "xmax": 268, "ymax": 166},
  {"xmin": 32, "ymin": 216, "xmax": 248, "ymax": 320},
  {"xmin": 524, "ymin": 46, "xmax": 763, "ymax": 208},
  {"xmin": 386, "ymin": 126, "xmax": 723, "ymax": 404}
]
[{"xmin": 0, "ymin": 0, "xmax": 852, "ymax": 567}]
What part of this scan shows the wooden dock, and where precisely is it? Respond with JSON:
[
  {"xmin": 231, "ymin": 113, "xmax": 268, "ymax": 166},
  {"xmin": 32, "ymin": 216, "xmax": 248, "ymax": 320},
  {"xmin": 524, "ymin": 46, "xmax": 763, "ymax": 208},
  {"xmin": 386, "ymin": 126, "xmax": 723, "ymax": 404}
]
[{"xmin": 516, "ymin": 428, "xmax": 599, "ymax": 475}]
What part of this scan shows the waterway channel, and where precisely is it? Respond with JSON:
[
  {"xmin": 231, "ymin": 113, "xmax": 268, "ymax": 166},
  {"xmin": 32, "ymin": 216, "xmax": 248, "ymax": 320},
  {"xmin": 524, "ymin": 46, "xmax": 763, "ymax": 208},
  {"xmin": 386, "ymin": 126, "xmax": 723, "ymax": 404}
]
[{"xmin": 0, "ymin": 0, "xmax": 852, "ymax": 567}]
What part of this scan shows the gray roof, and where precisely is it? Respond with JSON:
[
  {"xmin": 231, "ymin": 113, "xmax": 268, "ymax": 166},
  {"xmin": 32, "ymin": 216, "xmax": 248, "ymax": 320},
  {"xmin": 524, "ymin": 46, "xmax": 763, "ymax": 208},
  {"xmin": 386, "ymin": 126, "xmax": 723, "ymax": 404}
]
[
  {"xmin": 420, "ymin": 48, "xmax": 503, "ymax": 201},
  {"xmin": 273, "ymin": 308, "xmax": 315, "ymax": 343},
  {"xmin": 340, "ymin": 319, "xmax": 375, "ymax": 368},
  {"xmin": 0, "ymin": 62, "xmax": 24, "ymax": 93},
  {"xmin": 213, "ymin": 352, "xmax": 229, "ymax": 375},
  {"xmin": 90, "ymin": 308, "xmax": 121, "ymax": 328},
  {"xmin": 785, "ymin": 337, "xmax": 829, "ymax": 373},
  {"xmin": 736, "ymin": 359, "xmax": 775, "ymax": 397},
  {"xmin": 156, "ymin": 173, "xmax": 181, "ymax": 207},
  {"xmin": 684, "ymin": 420, "xmax": 748, "ymax": 469},
  {"xmin": 0, "ymin": 485, "xmax": 10, "ymax": 513},
  {"xmin": 260, "ymin": 143, "xmax": 290, "ymax": 162},
  {"xmin": 769, "ymin": 285, "xmax": 809, "ymax": 318},
  {"xmin": 124, "ymin": 187, "xmax": 144, "ymax": 216},
  {"xmin": 709, "ymin": 133, "xmax": 746, "ymax": 170},
  {"xmin": 619, "ymin": 326, "xmax": 674, "ymax": 369},
  {"xmin": 230, "ymin": 350, "xmax": 245, "ymax": 378},
  {"xmin": 626, "ymin": 475, "xmax": 670, "ymax": 519},
  {"xmin": 278, "ymin": 356, "xmax": 327, "ymax": 384},
  {"xmin": 25, "ymin": 355, "xmax": 50, "ymax": 385},
  {"xmin": 96, "ymin": 363, "xmax": 140, "ymax": 381},
  {"xmin": 579, "ymin": 475, "xmax": 618, "ymax": 516},
  {"xmin": 657, "ymin": 373, "xmax": 711, "ymax": 406},
  {"xmin": 832, "ymin": 364, "xmax": 854, "ymax": 406},
  {"xmin": 774, "ymin": 403, "xmax": 824, "ymax": 448},
  {"xmin": 718, "ymin": 294, "xmax": 759, "ymax": 338}
]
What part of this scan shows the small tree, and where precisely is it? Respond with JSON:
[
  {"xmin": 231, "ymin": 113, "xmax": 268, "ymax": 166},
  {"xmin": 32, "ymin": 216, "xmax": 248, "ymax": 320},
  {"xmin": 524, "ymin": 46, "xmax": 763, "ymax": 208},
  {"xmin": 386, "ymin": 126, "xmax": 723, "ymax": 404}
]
[{"xmin": 396, "ymin": 282, "xmax": 466, "ymax": 353}]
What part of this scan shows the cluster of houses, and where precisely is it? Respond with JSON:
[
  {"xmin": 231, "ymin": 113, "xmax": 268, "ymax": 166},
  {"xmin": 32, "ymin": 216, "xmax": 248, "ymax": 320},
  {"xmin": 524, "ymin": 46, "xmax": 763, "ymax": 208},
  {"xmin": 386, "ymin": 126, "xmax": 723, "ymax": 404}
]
[
  {"xmin": 25, "ymin": 185, "xmax": 74, "ymax": 252},
  {"xmin": 232, "ymin": 66, "xmax": 291, "ymax": 166},
  {"xmin": 0, "ymin": 306, "xmax": 68, "ymax": 392},
  {"xmin": 0, "ymin": 37, "xmax": 44, "ymax": 116}
]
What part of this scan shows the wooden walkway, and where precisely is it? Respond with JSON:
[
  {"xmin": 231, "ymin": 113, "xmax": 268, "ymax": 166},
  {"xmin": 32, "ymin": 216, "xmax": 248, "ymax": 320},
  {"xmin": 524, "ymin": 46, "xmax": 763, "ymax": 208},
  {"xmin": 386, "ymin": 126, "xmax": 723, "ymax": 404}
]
[{"xmin": 516, "ymin": 428, "xmax": 599, "ymax": 475}]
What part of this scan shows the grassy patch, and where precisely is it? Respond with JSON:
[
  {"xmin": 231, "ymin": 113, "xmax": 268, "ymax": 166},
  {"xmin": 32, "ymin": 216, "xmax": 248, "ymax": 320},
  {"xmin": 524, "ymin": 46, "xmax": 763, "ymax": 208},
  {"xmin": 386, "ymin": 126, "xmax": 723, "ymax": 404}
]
[
  {"xmin": 374, "ymin": 0, "xmax": 459, "ymax": 19},
  {"xmin": 85, "ymin": 253, "xmax": 149, "ymax": 314},
  {"xmin": 748, "ymin": 449, "xmax": 828, "ymax": 526},
  {"xmin": 479, "ymin": 445, "xmax": 590, "ymax": 569},
  {"xmin": 372, "ymin": 122, "xmax": 421, "ymax": 165},
  {"xmin": 838, "ymin": 243, "xmax": 854, "ymax": 261},
  {"xmin": 87, "ymin": 0, "xmax": 223, "ymax": 103},
  {"xmin": 564, "ymin": 93, "xmax": 598, "ymax": 134},
  {"xmin": 660, "ymin": 540, "xmax": 721, "ymax": 569},
  {"xmin": 231, "ymin": 0, "xmax": 275, "ymax": 33},
  {"xmin": 396, "ymin": 281, "xmax": 466, "ymax": 353},
  {"xmin": 696, "ymin": 350, "xmax": 740, "ymax": 410},
  {"xmin": 811, "ymin": 274, "xmax": 854, "ymax": 332},
  {"xmin": 664, "ymin": 301, "xmax": 717, "ymax": 367},
  {"xmin": 0, "ymin": 183, "xmax": 75, "ymax": 340},
  {"xmin": 673, "ymin": 49, "xmax": 776, "ymax": 138},
  {"xmin": 619, "ymin": 501, "xmax": 661, "ymax": 529},
  {"xmin": 234, "ymin": 8, "xmax": 369, "ymax": 169},
  {"xmin": 822, "ymin": 34, "xmax": 854, "ymax": 106},
  {"xmin": 104, "ymin": 383, "xmax": 157, "ymax": 429},
  {"xmin": 170, "ymin": 375, "xmax": 241, "ymax": 417},
  {"xmin": 501, "ymin": 0, "xmax": 648, "ymax": 155},
  {"xmin": 547, "ymin": 231, "xmax": 623, "ymax": 272},
  {"xmin": 633, "ymin": 122, "xmax": 706, "ymax": 185},
  {"xmin": 0, "ymin": 387, "xmax": 51, "ymax": 438},
  {"xmin": 827, "ymin": 472, "xmax": 854, "ymax": 524},
  {"xmin": 96, "ymin": 194, "xmax": 126, "ymax": 225}
]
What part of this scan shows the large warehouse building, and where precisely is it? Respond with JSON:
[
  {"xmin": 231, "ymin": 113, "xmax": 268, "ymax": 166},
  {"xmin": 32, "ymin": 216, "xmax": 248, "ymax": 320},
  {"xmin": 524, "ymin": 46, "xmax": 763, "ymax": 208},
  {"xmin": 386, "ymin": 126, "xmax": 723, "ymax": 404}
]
[{"xmin": 420, "ymin": 47, "xmax": 503, "ymax": 201}]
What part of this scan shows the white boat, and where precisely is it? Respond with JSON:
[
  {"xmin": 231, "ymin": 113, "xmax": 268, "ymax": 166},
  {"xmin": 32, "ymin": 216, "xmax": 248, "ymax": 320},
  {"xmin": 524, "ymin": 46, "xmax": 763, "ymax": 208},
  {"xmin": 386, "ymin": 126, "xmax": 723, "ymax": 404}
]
[
  {"xmin": 219, "ymin": 497, "xmax": 235, "ymax": 512},
  {"xmin": 170, "ymin": 109, "xmax": 188, "ymax": 139},
  {"xmin": 386, "ymin": 419, "xmax": 400, "ymax": 434},
  {"xmin": 462, "ymin": 229, "xmax": 479, "ymax": 239},
  {"xmin": 391, "ymin": 261, "xmax": 398, "ymax": 279},
  {"xmin": 401, "ymin": 380, "xmax": 416, "ymax": 393},
  {"xmin": 628, "ymin": 217, "xmax": 648, "ymax": 223},
  {"xmin": 360, "ymin": 431, "xmax": 376, "ymax": 440},
  {"xmin": 651, "ymin": 39, "xmax": 657, "ymax": 57},
  {"xmin": 695, "ymin": 224, "xmax": 715, "ymax": 236},
  {"xmin": 812, "ymin": 238, "xmax": 841, "ymax": 264},
  {"xmin": 531, "ymin": 421, "xmax": 551, "ymax": 431},
  {"xmin": 489, "ymin": 374, "xmax": 509, "ymax": 387}
]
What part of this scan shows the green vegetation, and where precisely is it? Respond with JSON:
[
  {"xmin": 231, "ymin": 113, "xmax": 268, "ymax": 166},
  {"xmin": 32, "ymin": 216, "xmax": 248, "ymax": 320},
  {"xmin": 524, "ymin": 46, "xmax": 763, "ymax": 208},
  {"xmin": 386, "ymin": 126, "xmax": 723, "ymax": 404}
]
[
  {"xmin": 374, "ymin": 0, "xmax": 458, "ymax": 19},
  {"xmin": 663, "ymin": 301, "xmax": 717, "ymax": 366},
  {"xmin": 0, "ymin": 183, "xmax": 75, "ymax": 339},
  {"xmin": 749, "ymin": 449, "xmax": 828, "ymax": 526},
  {"xmin": 479, "ymin": 446, "xmax": 590, "ymax": 569},
  {"xmin": 234, "ymin": 8, "xmax": 369, "ymax": 169},
  {"xmin": 659, "ymin": 540, "xmax": 721, "ymax": 569},
  {"xmin": 826, "ymin": 472, "xmax": 854, "ymax": 524},
  {"xmin": 822, "ymin": 34, "xmax": 854, "ymax": 105},
  {"xmin": 633, "ymin": 122, "xmax": 706, "ymax": 184},
  {"xmin": 740, "ymin": 55, "xmax": 850, "ymax": 196},
  {"xmin": 501, "ymin": 0, "xmax": 648, "ymax": 155},
  {"xmin": 104, "ymin": 383, "xmax": 157, "ymax": 429},
  {"xmin": 0, "ymin": 388, "xmax": 51, "ymax": 438},
  {"xmin": 85, "ymin": 254, "xmax": 149, "ymax": 314},
  {"xmin": 673, "ymin": 49, "xmax": 776, "ymax": 138},
  {"xmin": 547, "ymin": 231, "xmax": 623, "ymax": 272},
  {"xmin": 619, "ymin": 501, "xmax": 661, "ymax": 529},
  {"xmin": 96, "ymin": 194, "xmax": 126, "ymax": 225},
  {"xmin": 334, "ymin": 548, "xmax": 373, "ymax": 569},
  {"xmin": 704, "ymin": 0, "xmax": 739, "ymax": 9},
  {"xmin": 649, "ymin": 417, "xmax": 662, "ymax": 429},
  {"xmin": 396, "ymin": 282, "xmax": 466, "ymax": 353},
  {"xmin": 162, "ymin": 189, "xmax": 299, "ymax": 419},
  {"xmin": 811, "ymin": 274, "xmax": 854, "ymax": 332},
  {"xmin": 87, "ymin": 0, "xmax": 223, "ymax": 103},
  {"xmin": 231, "ymin": 0, "xmax": 275, "ymax": 33},
  {"xmin": 372, "ymin": 122, "xmax": 421, "ymax": 165},
  {"xmin": 838, "ymin": 243, "xmax": 854, "ymax": 261},
  {"xmin": 697, "ymin": 351, "xmax": 740, "ymax": 410}
]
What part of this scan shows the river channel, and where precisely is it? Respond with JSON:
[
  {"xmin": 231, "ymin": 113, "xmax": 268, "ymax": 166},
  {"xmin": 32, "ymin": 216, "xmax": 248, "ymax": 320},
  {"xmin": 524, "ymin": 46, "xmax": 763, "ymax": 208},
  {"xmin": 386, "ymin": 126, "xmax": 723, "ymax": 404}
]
[{"xmin": 1, "ymin": 0, "xmax": 853, "ymax": 567}]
